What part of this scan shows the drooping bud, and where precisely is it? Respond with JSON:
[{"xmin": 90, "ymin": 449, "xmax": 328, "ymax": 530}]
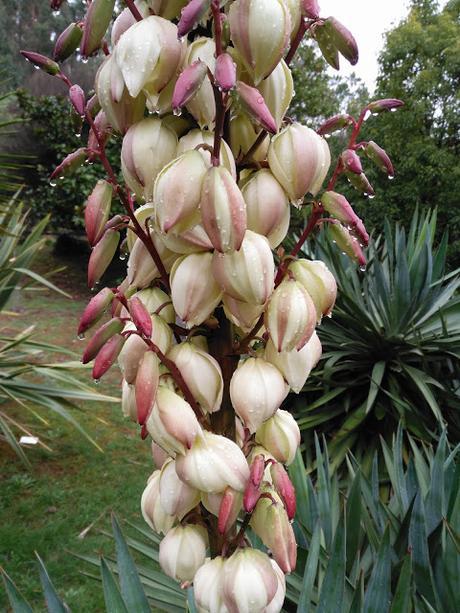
[
  {"xmin": 264, "ymin": 332, "xmax": 322, "ymax": 394},
  {"xmin": 268, "ymin": 123, "xmax": 331, "ymax": 203},
  {"xmin": 288, "ymin": 259, "xmax": 337, "ymax": 321},
  {"xmin": 84, "ymin": 180, "xmax": 113, "ymax": 247},
  {"xmin": 258, "ymin": 59, "xmax": 294, "ymax": 131},
  {"xmin": 131, "ymin": 287, "xmax": 175, "ymax": 324},
  {"xmin": 80, "ymin": 0, "xmax": 116, "ymax": 58},
  {"xmin": 127, "ymin": 236, "xmax": 178, "ymax": 289},
  {"xmin": 236, "ymin": 82, "xmax": 277, "ymax": 134},
  {"xmin": 111, "ymin": 2, "xmax": 150, "ymax": 45},
  {"xmin": 87, "ymin": 111, "xmax": 110, "ymax": 160},
  {"xmin": 146, "ymin": 387, "xmax": 203, "ymax": 456},
  {"xmin": 183, "ymin": 38, "xmax": 216, "ymax": 128},
  {"xmin": 267, "ymin": 560, "xmax": 287, "ymax": 613},
  {"xmin": 151, "ymin": 441, "xmax": 169, "ymax": 469},
  {"xmin": 78, "ymin": 287, "xmax": 114, "ymax": 336},
  {"xmin": 154, "ymin": 150, "xmax": 208, "ymax": 234},
  {"xmin": 177, "ymin": 0, "xmax": 211, "ymax": 37},
  {"xmin": 265, "ymin": 278, "xmax": 317, "ymax": 351},
  {"xmin": 92, "ymin": 334, "xmax": 126, "ymax": 380},
  {"xmin": 177, "ymin": 129, "xmax": 236, "ymax": 178},
  {"xmin": 82, "ymin": 318, "xmax": 124, "ymax": 364},
  {"xmin": 135, "ymin": 351, "xmax": 160, "ymax": 425},
  {"xmin": 161, "ymin": 224, "xmax": 214, "ymax": 254},
  {"xmin": 50, "ymin": 148, "xmax": 87, "ymax": 181},
  {"xmin": 212, "ymin": 230, "xmax": 275, "ymax": 305},
  {"xmin": 341, "ymin": 148, "xmax": 363, "ymax": 174},
  {"xmin": 329, "ymin": 221, "xmax": 367, "ymax": 268},
  {"xmin": 365, "ymin": 141, "xmax": 395, "ymax": 177},
  {"xmin": 229, "ymin": 112, "xmax": 269, "ymax": 161},
  {"xmin": 159, "ymin": 459, "xmax": 200, "ymax": 520},
  {"xmin": 20, "ymin": 50, "xmax": 60, "ymax": 75},
  {"xmin": 200, "ymin": 166, "xmax": 247, "ymax": 253},
  {"xmin": 326, "ymin": 17, "xmax": 359, "ymax": 66},
  {"xmin": 160, "ymin": 524, "xmax": 208, "ymax": 583},
  {"xmin": 242, "ymin": 169, "xmax": 290, "ymax": 248},
  {"xmin": 141, "ymin": 471, "xmax": 176, "ymax": 534},
  {"xmin": 175, "ymin": 431, "xmax": 250, "ymax": 493},
  {"xmin": 69, "ymin": 85, "xmax": 85, "ymax": 116},
  {"xmin": 317, "ymin": 113, "xmax": 354, "ymax": 136},
  {"xmin": 128, "ymin": 297, "xmax": 153, "ymax": 338},
  {"xmin": 250, "ymin": 487, "xmax": 297, "ymax": 573},
  {"xmin": 121, "ymin": 379, "xmax": 137, "ymax": 421},
  {"xmin": 53, "ymin": 22, "xmax": 83, "ymax": 62},
  {"xmin": 255, "ymin": 408, "xmax": 301, "ymax": 465},
  {"xmin": 87, "ymin": 230, "xmax": 120, "ymax": 289},
  {"xmin": 229, "ymin": 0, "xmax": 291, "ymax": 84},
  {"xmin": 222, "ymin": 548, "xmax": 279, "ymax": 612},
  {"xmin": 346, "ymin": 171, "xmax": 375, "ymax": 197},
  {"xmin": 243, "ymin": 453, "xmax": 265, "ymax": 512},
  {"xmin": 193, "ymin": 557, "xmax": 226, "ymax": 612},
  {"xmin": 312, "ymin": 22, "xmax": 339, "ymax": 70},
  {"xmin": 170, "ymin": 252, "xmax": 222, "ymax": 328},
  {"xmin": 215, "ymin": 53, "xmax": 237, "ymax": 92},
  {"xmin": 301, "ymin": 0, "xmax": 320, "ymax": 19},
  {"xmin": 367, "ymin": 98, "xmax": 404, "ymax": 114},
  {"xmin": 121, "ymin": 118, "xmax": 178, "ymax": 201},
  {"xmin": 167, "ymin": 343, "xmax": 223, "ymax": 414},
  {"xmin": 321, "ymin": 191, "xmax": 369, "ymax": 246},
  {"xmin": 172, "ymin": 61, "xmax": 208, "ymax": 113},
  {"xmin": 222, "ymin": 294, "xmax": 264, "ymax": 332},
  {"xmin": 270, "ymin": 463, "xmax": 296, "ymax": 519},
  {"xmin": 218, "ymin": 487, "xmax": 243, "ymax": 534},
  {"xmin": 230, "ymin": 357, "xmax": 288, "ymax": 433}
]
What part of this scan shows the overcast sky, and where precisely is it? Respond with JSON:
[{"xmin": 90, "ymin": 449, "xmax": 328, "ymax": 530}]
[{"xmin": 319, "ymin": 0, "xmax": 444, "ymax": 91}]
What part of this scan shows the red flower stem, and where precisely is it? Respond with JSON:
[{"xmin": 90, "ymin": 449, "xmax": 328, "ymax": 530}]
[
  {"xmin": 125, "ymin": 0, "xmax": 144, "ymax": 21},
  {"xmin": 285, "ymin": 18, "xmax": 315, "ymax": 66},
  {"xmin": 211, "ymin": 2, "xmax": 225, "ymax": 165}
]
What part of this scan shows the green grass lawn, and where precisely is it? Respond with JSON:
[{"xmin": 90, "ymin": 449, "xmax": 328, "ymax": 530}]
[{"xmin": 0, "ymin": 240, "xmax": 153, "ymax": 611}]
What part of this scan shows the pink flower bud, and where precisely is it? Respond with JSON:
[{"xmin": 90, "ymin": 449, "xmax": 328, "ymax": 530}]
[
  {"xmin": 222, "ymin": 294, "xmax": 264, "ymax": 332},
  {"xmin": 229, "ymin": 0, "xmax": 291, "ymax": 84},
  {"xmin": 265, "ymin": 278, "xmax": 317, "ymax": 351},
  {"xmin": 129, "ymin": 297, "xmax": 153, "ymax": 338},
  {"xmin": 270, "ymin": 463, "xmax": 296, "ymax": 519},
  {"xmin": 135, "ymin": 351, "xmax": 160, "ymax": 425},
  {"xmin": 230, "ymin": 357, "xmax": 288, "ymax": 433},
  {"xmin": 121, "ymin": 118, "xmax": 178, "ymax": 201},
  {"xmin": 289, "ymin": 259, "xmax": 337, "ymax": 321},
  {"xmin": 82, "ymin": 318, "xmax": 124, "ymax": 364},
  {"xmin": 172, "ymin": 60, "xmax": 208, "ymax": 112},
  {"xmin": 170, "ymin": 253, "xmax": 222, "ymax": 328},
  {"xmin": 84, "ymin": 180, "xmax": 113, "ymax": 247},
  {"xmin": 243, "ymin": 453, "xmax": 265, "ymax": 512},
  {"xmin": 222, "ymin": 548, "xmax": 279, "ymax": 611},
  {"xmin": 258, "ymin": 59, "xmax": 294, "ymax": 131},
  {"xmin": 317, "ymin": 113, "xmax": 354, "ymax": 136},
  {"xmin": 183, "ymin": 38, "xmax": 216, "ymax": 128},
  {"xmin": 160, "ymin": 524, "xmax": 208, "ymax": 583},
  {"xmin": 87, "ymin": 229, "xmax": 120, "ymax": 289},
  {"xmin": 69, "ymin": 84, "xmax": 85, "ymax": 116},
  {"xmin": 177, "ymin": 0, "xmax": 211, "ymax": 37},
  {"xmin": 218, "ymin": 487, "xmax": 243, "ymax": 534},
  {"xmin": 87, "ymin": 111, "xmax": 110, "ymax": 160},
  {"xmin": 53, "ymin": 22, "xmax": 83, "ymax": 62},
  {"xmin": 365, "ymin": 140, "xmax": 394, "ymax": 177},
  {"xmin": 154, "ymin": 150, "xmax": 208, "ymax": 234},
  {"xmin": 141, "ymin": 471, "xmax": 176, "ymax": 534},
  {"xmin": 212, "ymin": 230, "xmax": 275, "ymax": 305},
  {"xmin": 215, "ymin": 53, "xmax": 236, "ymax": 92},
  {"xmin": 92, "ymin": 334, "xmax": 126, "ymax": 380},
  {"xmin": 177, "ymin": 129, "xmax": 236, "ymax": 178},
  {"xmin": 268, "ymin": 123, "xmax": 331, "ymax": 203},
  {"xmin": 131, "ymin": 287, "xmax": 175, "ymax": 324},
  {"xmin": 341, "ymin": 148, "xmax": 363, "ymax": 174},
  {"xmin": 265, "ymin": 332, "xmax": 322, "ymax": 395},
  {"xmin": 20, "ymin": 50, "xmax": 60, "ymax": 75},
  {"xmin": 159, "ymin": 459, "xmax": 200, "ymax": 520},
  {"xmin": 167, "ymin": 343, "xmax": 223, "ymax": 414},
  {"xmin": 301, "ymin": 0, "xmax": 320, "ymax": 19},
  {"xmin": 242, "ymin": 169, "xmax": 290, "ymax": 248},
  {"xmin": 255, "ymin": 408, "xmax": 301, "ymax": 465},
  {"xmin": 146, "ymin": 387, "xmax": 203, "ymax": 456},
  {"xmin": 367, "ymin": 98, "xmax": 404, "ymax": 114},
  {"xmin": 200, "ymin": 166, "xmax": 247, "ymax": 253},
  {"xmin": 236, "ymin": 81, "xmax": 277, "ymax": 134},
  {"xmin": 346, "ymin": 171, "xmax": 375, "ymax": 197},
  {"xmin": 194, "ymin": 557, "xmax": 226, "ymax": 612},
  {"xmin": 321, "ymin": 191, "xmax": 369, "ymax": 246},
  {"xmin": 329, "ymin": 221, "xmax": 367, "ymax": 268},
  {"xmin": 250, "ymin": 487, "xmax": 297, "ymax": 573},
  {"xmin": 78, "ymin": 287, "xmax": 114, "ymax": 336},
  {"xmin": 80, "ymin": 0, "xmax": 115, "ymax": 58},
  {"xmin": 50, "ymin": 148, "xmax": 87, "ymax": 181},
  {"xmin": 175, "ymin": 431, "xmax": 250, "ymax": 492},
  {"xmin": 326, "ymin": 17, "xmax": 359, "ymax": 66}
]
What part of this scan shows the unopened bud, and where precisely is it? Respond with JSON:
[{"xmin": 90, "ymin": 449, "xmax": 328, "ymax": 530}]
[
  {"xmin": 194, "ymin": 557, "xmax": 226, "ymax": 612},
  {"xmin": 92, "ymin": 334, "xmax": 125, "ymax": 380},
  {"xmin": 183, "ymin": 38, "xmax": 216, "ymax": 128},
  {"xmin": 313, "ymin": 22, "xmax": 339, "ymax": 70},
  {"xmin": 129, "ymin": 297, "xmax": 153, "ymax": 338},
  {"xmin": 218, "ymin": 487, "xmax": 243, "ymax": 534},
  {"xmin": 159, "ymin": 524, "xmax": 208, "ymax": 583},
  {"xmin": 82, "ymin": 318, "xmax": 124, "ymax": 364},
  {"xmin": 341, "ymin": 148, "xmax": 362, "ymax": 174},
  {"xmin": 121, "ymin": 380, "xmax": 137, "ymax": 421},
  {"xmin": 258, "ymin": 59, "xmax": 294, "ymax": 131},
  {"xmin": 346, "ymin": 171, "xmax": 375, "ymax": 196},
  {"xmin": 141, "ymin": 471, "xmax": 176, "ymax": 534},
  {"xmin": 50, "ymin": 148, "xmax": 87, "ymax": 181},
  {"xmin": 270, "ymin": 463, "xmax": 296, "ymax": 519},
  {"xmin": 127, "ymin": 236, "xmax": 178, "ymax": 289},
  {"xmin": 288, "ymin": 259, "xmax": 337, "ymax": 321},
  {"xmin": 78, "ymin": 287, "xmax": 114, "ymax": 336},
  {"xmin": 243, "ymin": 453, "xmax": 265, "ymax": 512},
  {"xmin": 69, "ymin": 85, "xmax": 85, "ymax": 117},
  {"xmin": 20, "ymin": 50, "xmax": 60, "ymax": 75},
  {"xmin": 321, "ymin": 190, "xmax": 369, "ymax": 246},
  {"xmin": 215, "ymin": 53, "xmax": 236, "ymax": 92},
  {"xmin": 53, "ymin": 22, "xmax": 83, "ymax": 62},
  {"xmin": 236, "ymin": 81, "xmax": 277, "ymax": 134},
  {"xmin": 255, "ymin": 408, "xmax": 301, "ymax": 465},
  {"xmin": 301, "ymin": 0, "xmax": 320, "ymax": 19},
  {"xmin": 326, "ymin": 17, "xmax": 359, "ymax": 66},
  {"xmin": 172, "ymin": 61, "xmax": 208, "ymax": 112},
  {"xmin": 80, "ymin": 0, "xmax": 115, "ymax": 58},
  {"xmin": 317, "ymin": 113, "xmax": 353, "ymax": 136},
  {"xmin": 177, "ymin": 129, "xmax": 236, "ymax": 178},
  {"xmin": 222, "ymin": 294, "xmax": 264, "ymax": 332},
  {"xmin": 131, "ymin": 287, "xmax": 175, "ymax": 324},
  {"xmin": 365, "ymin": 141, "xmax": 394, "ymax": 177},
  {"xmin": 87, "ymin": 229, "xmax": 119, "ymax": 288},
  {"xmin": 151, "ymin": 441, "xmax": 169, "ymax": 469},
  {"xmin": 84, "ymin": 180, "xmax": 113, "ymax": 247},
  {"xmin": 159, "ymin": 459, "xmax": 200, "ymax": 520},
  {"xmin": 177, "ymin": 0, "xmax": 211, "ymax": 37},
  {"xmin": 329, "ymin": 221, "xmax": 367, "ymax": 268},
  {"xmin": 135, "ymin": 351, "xmax": 160, "ymax": 425},
  {"xmin": 367, "ymin": 98, "xmax": 404, "ymax": 114}
]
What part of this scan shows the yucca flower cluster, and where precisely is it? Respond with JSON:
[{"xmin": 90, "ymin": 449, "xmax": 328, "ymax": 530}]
[{"xmin": 24, "ymin": 0, "xmax": 402, "ymax": 609}]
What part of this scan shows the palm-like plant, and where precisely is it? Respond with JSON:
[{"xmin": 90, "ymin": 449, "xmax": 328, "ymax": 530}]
[{"xmin": 293, "ymin": 210, "xmax": 460, "ymax": 471}]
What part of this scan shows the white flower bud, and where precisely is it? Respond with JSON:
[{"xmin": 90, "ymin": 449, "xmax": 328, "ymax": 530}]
[
  {"xmin": 222, "ymin": 294, "xmax": 264, "ymax": 332},
  {"xmin": 131, "ymin": 287, "xmax": 175, "ymax": 324},
  {"xmin": 266, "ymin": 560, "xmax": 287, "ymax": 613},
  {"xmin": 193, "ymin": 556, "xmax": 227, "ymax": 613},
  {"xmin": 127, "ymin": 235, "xmax": 178, "ymax": 289},
  {"xmin": 159, "ymin": 524, "xmax": 208, "ymax": 582},
  {"xmin": 183, "ymin": 38, "xmax": 216, "ymax": 128},
  {"xmin": 121, "ymin": 379, "xmax": 137, "ymax": 420},
  {"xmin": 255, "ymin": 409, "xmax": 300, "ymax": 465},
  {"xmin": 151, "ymin": 441, "xmax": 169, "ymax": 469},
  {"xmin": 288, "ymin": 259, "xmax": 337, "ymax": 321},
  {"xmin": 177, "ymin": 129, "xmax": 236, "ymax": 179},
  {"xmin": 229, "ymin": 112, "xmax": 269, "ymax": 162},
  {"xmin": 259, "ymin": 60, "xmax": 294, "ymax": 131},
  {"xmin": 159, "ymin": 458, "xmax": 200, "ymax": 519},
  {"xmin": 161, "ymin": 223, "xmax": 213, "ymax": 254},
  {"xmin": 141, "ymin": 471, "xmax": 176, "ymax": 534}
]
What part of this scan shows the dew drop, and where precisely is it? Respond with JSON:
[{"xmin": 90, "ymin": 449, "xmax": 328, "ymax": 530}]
[
  {"xmin": 368, "ymin": 194, "xmax": 375, "ymax": 199},
  {"xmin": 359, "ymin": 264, "xmax": 367, "ymax": 272},
  {"xmin": 94, "ymin": 378, "xmax": 100, "ymax": 385},
  {"xmin": 388, "ymin": 175, "xmax": 394, "ymax": 181},
  {"xmin": 82, "ymin": 57, "xmax": 89, "ymax": 64},
  {"xmin": 172, "ymin": 107, "xmax": 182, "ymax": 117},
  {"xmin": 78, "ymin": 333, "xmax": 85, "ymax": 340},
  {"xmin": 50, "ymin": 180, "xmax": 57, "ymax": 187}
]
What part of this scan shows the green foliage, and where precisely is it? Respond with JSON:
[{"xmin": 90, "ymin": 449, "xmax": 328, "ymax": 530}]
[{"xmin": 292, "ymin": 210, "xmax": 460, "ymax": 471}]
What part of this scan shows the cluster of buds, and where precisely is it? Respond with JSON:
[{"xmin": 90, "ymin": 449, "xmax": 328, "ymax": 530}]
[{"xmin": 25, "ymin": 0, "xmax": 403, "ymax": 610}]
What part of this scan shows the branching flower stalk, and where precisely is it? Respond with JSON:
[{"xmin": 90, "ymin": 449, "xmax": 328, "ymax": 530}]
[{"xmin": 23, "ymin": 0, "xmax": 403, "ymax": 610}]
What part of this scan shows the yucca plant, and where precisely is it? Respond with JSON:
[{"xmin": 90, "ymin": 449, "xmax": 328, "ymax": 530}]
[
  {"xmin": 3, "ymin": 430, "xmax": 458, "ymax": 612},
  {"xmin": 293, "ymin": 209, "xmax": 460, "ymax": 471}
]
